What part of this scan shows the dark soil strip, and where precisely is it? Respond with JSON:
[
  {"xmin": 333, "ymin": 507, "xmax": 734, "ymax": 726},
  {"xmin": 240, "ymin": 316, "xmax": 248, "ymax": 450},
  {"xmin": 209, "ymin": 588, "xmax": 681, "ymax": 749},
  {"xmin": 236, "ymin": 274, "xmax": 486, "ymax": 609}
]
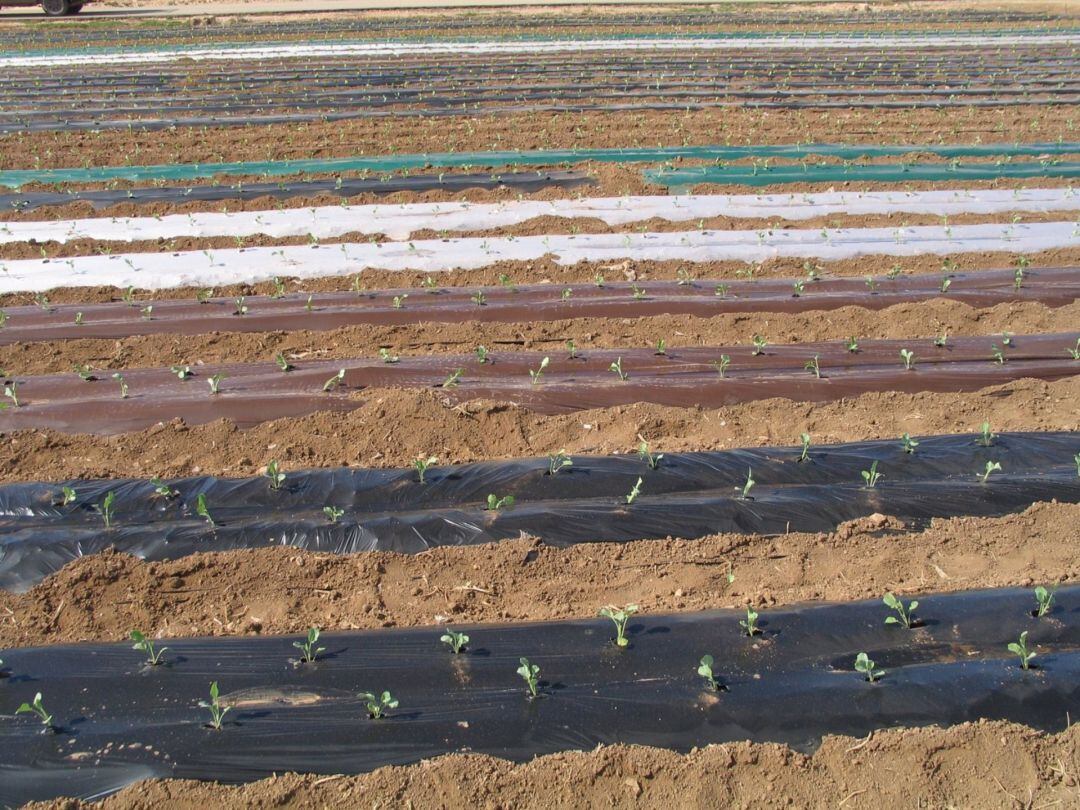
[
  {"xmin": 0, "ymin": 333, "xmax": 1075, "ymax": 434},
  {"xmin": 0, "ymin": 585, "xmax": 1075, "ymax": 805},
  {"xmin": 0, "ymin": 267, "xmax": 1072, "ymax": 345},
  {"xmin": 0, "ymin": 431, "xmax": 1075, "ymax": 590}
]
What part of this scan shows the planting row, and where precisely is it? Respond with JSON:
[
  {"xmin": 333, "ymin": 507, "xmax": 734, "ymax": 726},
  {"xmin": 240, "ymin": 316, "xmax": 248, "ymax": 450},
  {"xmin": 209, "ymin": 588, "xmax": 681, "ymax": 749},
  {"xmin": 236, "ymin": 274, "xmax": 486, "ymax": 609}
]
[
  {"xmin": 0, "ymin": 333, "xmax": 1076, "ymax": 433},
  {"xmin": 0, "ymin": 431, "xmax": 1076, "ymax": 590},
  {"xmin": 3, "ymin": 222, "xmax": 1075, "ymax": 293},
  {"xmin": 0, "ymin": 585, "xmax": 1075, "ymax": 804},
  {"xmin": 1, "ymin": 265, "xmax": 1071, "ymax": 345},
  {"xmin": 6, "ymin": 188, "xmax": 1077, "ymax": 242}
]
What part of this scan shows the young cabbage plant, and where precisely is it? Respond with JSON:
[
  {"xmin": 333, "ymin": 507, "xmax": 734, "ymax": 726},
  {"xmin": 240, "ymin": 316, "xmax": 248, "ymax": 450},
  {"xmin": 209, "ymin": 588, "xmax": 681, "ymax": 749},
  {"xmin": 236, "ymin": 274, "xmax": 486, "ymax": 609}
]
[
  {"xmin": 392, "ymin": 294, "xmax": 408, "ymax": 309},
  {"xmin": 293, "ymin": 627, "xmax": 326, "ymax": 664},
  {"xmin": 207, "ymin": 374, "xmax": 225, "ymax": 395},
  {"xmin": 599, "ymin": 604, "xmax": 638, "ymax": 648},
  {"xmin": 323, "ymin": 369, "xmax": 346, "ymax": 392},
  {"xmin": 609, "ymin": 358, "xmax": 628, "ymax": 382},
  {"xmin": 900, "ymin": 349, "xmax": 916, "ymax": 370},
  {"xmin": 195, "ymin": 493, "xmax": 215, "ymax": 527},
  {"xmin": 323, "ymin": 506, "xmax": 344, "ymax": 523},
  {"xmin": 934, "ymin": 332, "xmax": 948, "ymax": 348},
  {"xmin": 846, "ymin": 336, "xmax": 860, "ymax": 353},
  {"xmin": 74, "ymin": 311, "xmax": 83, "ymax": 325},
  {"xmin": 140, "ymin": 305, "xmax": 153, "ymax": 321},
  {"xmin": 751, "ymin": 335, "xmax": 767, "ymax": 356},
  {"xmin": 1034, "ymin": 585, "xmax": 1056, "ymax": 617},
  {"xmin": 714, "ymin": 283, "xmax": 729, "ymax": 299},
  {"xmin": 977, "ymin": 421, "xmax": 996, "ymax": 447},
  {"xmin": 97, "ymin": 491, "xmax": 116, "ymax": 528},
  {"xmin": 233, "ymin": 296, "xmax": 248, "ymax": 316},
  {"xmin": 638, "ymin": 440, "xmax": 663, "ymax": 470},
  {"xmin": 74, "ymin": 364, "xmax": 95, "ymax": 382},
  {"xmin": 626, "ymin": 476, "xmax": 644, "ymax": 505},
  {"xmin": 548, "ymin": 450, "xmax": 573, "ymax": 476},
  {"xmin": 151, "ymin": 477, "xmax": 178, "ymax": 499},
  {"xmin": 196, "ymin": 288, "xmax": 213, "ymax": 305},
  {"xmin": 200, "ymin": 681, "xmax": 231, "ymax": 730},
  {"xmin": 1008, "ymin": 631, "xmax": 1036, "ymax": 670},
  {"xmin": 862, "ymin": 460, "xmax": 882, "ymax": 489},
  {"xmin": 883, "ymin": 592, "xmax": 918, "ymax": 628},
  {"xmin": 791, "ymin": 279, "xmax": 805, "ymax": 298},
  {"xmin": 990, "ymin": 344, "xmax": 1006, "ymax": 365},
  {"xmin": 441, "ymin": 368, "xmax": 464, "ymax": 389},
  {"xmin": 111, "ymin": 372, "xmax": 129, "ymax": 399},
  {"xmin": 654, "ymin": 338, "xmax": 666, "ymax": 356},
  {"xmin": 264, "ymin": 460, "xmax": 286, "ymax": 490},
  {"xmin": 474, "ymin": 346, "xmax": 489, "ymax": 364},
  {"xmin": 421, "ymin": 276, "xmax": 438, "ymax": 293},
  {"xmin": 170, "ymin": 364, "xmax": 192, "ymax": 380},
  {"xmin": 441, "ymin": 629, "xmax": 469, "ymax": 654},
  {"xmin": 739, "ymin": 606, "xmax": 760, "ymax": 637},
  {"xmin": 485, "ymin": 494, "xmax": 515, "ymax": 511},
  {"xmin": 414, "ymin": 456, "xmax": 437, "ymax": 484},
  {"xmin": 471, "ymin": 290, "xmax": 487, "ymax": 307},
  {"xmin": 16, "ymin": 692, "xmax": 53, "ymax": 729},
  {"xmin": 854, "ymin": 652, "xmax": 884, "ymax": 683},
  {"xmin": 739, "ymin": 468, "xmax": 755, "ymax": 500},
  {"xmin": 565, "ymin": 340, "xmax": 579, "ymax": 360},
  {"xmin": 517, "ymin": 657, "xmax": 541, "ymax": 698},
  {"xmin": 901, "ymin": 433, "xmax": 919, "ymax": 454},
  {"xmin": 979, "ymin": 460, "xmax": 1002, "ymax": 483},
  {"xmin": 2, "ymin": 381, "xmax": 18, "ymax": 408},
  {"xmin": 713, "ymin": 355, "xmax": 731, "ymax": 378},
  {"xmin": 940, "ymin": 276, "xmax": 952, "ymax": 294},
  {"xmin": 58, "ymin": 485, "xmax": 76, "ymax": 506},
  {"xmin": 274, "ymin": 352, "xmax": 294, "ymax": 372},
  {"xmin": 804, "ymin": 355, "xmax": 821, "ymax": 378},
  {"xmin": 130, "ymin": 629, "xmax": 168, "ymax": 666},
  {"xmin": 529, "ymin": 356, "xmax": 550, "ymax": 385},
  {"xmin": 864, "ymin": 276, "xmax": 878, "ymax": 293},
  {"xmin": 1075, "ymin": 452, "xmax": 1080, "ymax": 477},
  {"xmin": 798, "ymin": 433, "xmax": 811, "ymax": 463},
  {"xmin": 631, "ymin": 284, "xmax": 647, "ymax": 300},
  {"xmin": 697, "ymin": 655, "xmax": 721, "ymax": 691}
]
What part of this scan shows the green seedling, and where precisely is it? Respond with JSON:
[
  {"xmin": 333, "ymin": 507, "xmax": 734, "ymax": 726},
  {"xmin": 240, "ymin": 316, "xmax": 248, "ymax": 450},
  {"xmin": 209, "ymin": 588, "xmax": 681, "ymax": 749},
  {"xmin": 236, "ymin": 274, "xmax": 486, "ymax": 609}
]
[
  {"xmin": 626, "ymin": 476, "xmax": 644, "ymax": 505},
  {"xmin": 548, "ymin": 450, "xmax": 573, "ymax": 476},
  {"xmin": 713, "ymin": 355, "xmax": 731, "ymax": 378},
  {"xmin": 864, "ymin": 276, "xmax": 878, "ymax": 293},
  {"xmin": 274, "ymin": 352, "xmax": 294, "ymax": 372},
  {"xmin": 498, "ymin": 273, "xmax": 516, "ymax": 291},
  {"xmin": 676, "ymin": 267, "xmax": 694, "ymax": 286},
  {"xmin": 697, "ymin": 655, "xmax": 721, "ymax": 691},
  {"xmin": 900, "ymin": 349, "xmax": 916, "ymax": 370},
  {"xmin": 4, "ymin": 381, "xmax": 19, "ymax": 408},
  {"xmin": 200, "ymin": 681, "xmax": 231, "ymax": 730},
  {"xmin": 940, "ymin": 276, "xmax": 952, "ymax": 294},
  {"xmin": 58, "ymin": 486, "xmax": 76, "ymax": 506},
  {"xmin": 233, "ymin": 296, "xmax": 248, "ymax": 316},
  {"xmin": 150, "ymin": 478, "xmax": 178, "ymax": 499},
  {"xmin": 264, "ymin": 460, "xmax": 286, "ymax": 490},
  {"xmin": 638, "ymin": 440, "xmax": 663, "ymax": 470},
  {"xmin": 804, "ymin": 355, "xmax": 821, "ymax": 378},
  {"xmin": 421, "ymin": 276, "xmax": 438, "ymax": 293},
  {"xmin": 130, "ymin": 629, "xmax": 168, "ymax": 666},
  {"xmin": 846, "ymin": 336, "xmax": 860, "ymax": 353},
  {"xmin": 377, "ymin": 348, "xmax": 399, "ymax": 365},
  {"xmin": 901, "ymin": 433, "xmax": 920, "ymax": 454},
  {"xmin": 529, "ymin": 356, "xmax": 550, "ymax": 385},
  {"xmin": 990, "ymin": 344, "xmax": 1006, "ymax": 365},
  {"xmin": 442, "ymin": 368, "xmax": 464, "ymax": 388},
  {"xmin": 883, "ymin": 592, "xmax": 918, "ymax": 628},
  {"xmin": 1075, "ymin": 452, "xmax": 1080, "ymax": 476},
  {"xmin": 195, "ymin": 493, "xmax": 215, "ymax": 527},
  {"xmin": 271, "ymin": 277, "xmax": 286, "ymax": 298},
  {"xmin": 474, "ymin": 346, "xmax": 489, "ymax": 364},
  {"xmin": 934, "ymin": 332, "xmax": 948, "ymax": 348},
  {"xmin": 1066, "ymin": 338, "xmax": 1080, "ymax": 360},
  {"xmin": 208, "ymin": 374, "xmax": 224, "ymax": 395},
  {"xmin": 740, "ymin": 606, "xmax": 760, "ymax": 637},
  {"xmin": 74, "ymin": 311, "xmax": 83, "ymax": 326},
  {"xmin": 323, "ymin": 506, "xmax": 344, "ymax": 523},
  {"xmin": 0, "ymin": 310, "xmax": 6, "ymax": 327},
  {"xmin": 599, "ymin": 604, "xmax": 638, "ymax": 647},
  {"xmin": 122, "ymin": 286, "xmax": 137, "ymax": 307},
  {"xmin": 517, "ymin": 657, "xmax": 541, "ymax": 698},
  {"xmin": 791, "ymin": 279, "xmax": 805, "ymax": 298},
  {"xmin": 170, "ymin": 364, "xmax": 192, "ymax": 380},
  {"xmin": 140, "ymin": 305, "xmax": 153, "ymax": 321},
  {"xmin": 631, "ymin": 284, "xmax": 646, "ymax": 300},
  {"xmin": 441, "ymin": 629, "xmax": 469, "ymax": 654},
  {"xmin": 323, "ymin": 369, "xmax": 345, "ymax": 392},
  {"xmin": 654, "ymin": 338, "xmax": 666, "ymax": 356},
  {"xmin": 16, "ymin": 692, "xmax": 53, "ymax": 729},
  {"xmin": 34, "ymin": 293, "xmax": 51, "ymax": 312},
  {"xmin": 593, "ymin": 273, "xmax": 605, "ymax": 288},
  {"xmin": 392, "ymin": 294, "xmax": 407, "ymax": 309},
  {"xmin": 72, "ymin": 364, "xmax": 94, "ymax": 382},
  {"xmin": 609, "ymin": 358, "xmax": 628, "ymax": 381},
  {"xmin": 751, "ymin": 334, "xmax": 767, "ymax": 356},
  {"xmin": 1008, "ymin": 631, "xmax": 1036, "ymax": 670},
  {"xmin": 414, "ymin": 456, "xmax": 437, "ymax": 484},
  {"xmin": 714, "ymin": 283, "xmax": 729, "ymax": 298},
  {"xmin": 979, "ymin": 460, "xmax": 1002, "ymax": 483},
  {"xmin": 471, "ymin": 290, "xmax": 486, "ymax": 306},
  {"xmin": 293, "ymin": 627, "xmax": 326, "ymax": 664},
  {"xmin": 196, "ymin": 288, "xmax": 213, "ymax": 304},
  {"xmin": 566, "ymin": 340, "xmax": 578, "ymax": 360},
  {"xmin": 1034, "ymin": 585, "xmax": 1057, "ymax": 617},
  {"xmin": 739, "ymin": 468, "xmax": 755, "ymax": 500},
  {"xmin": 111, "ymin": 372, "xmax": 128, "ymax": 399},
  {"xmin": 854, "ymin": 652, "xmax": 884, "ymax": 682},
  {"xmin": 862, "ymin": 460, "xmax": 882, "ymax": 489},
  {"xmin": 977, "ymin": 421, "xmax": 995, "ymax": 447},
  {"xmin": 97, "ymin": 491, "xmax": 116, "ymax": 528},
  {"xmin": 485, "ymin": 494, "xmax": 514, "ymax": 511},
  {"xmin": 798, "ymin": 433, "xmax": 811, "ymax": 463}
]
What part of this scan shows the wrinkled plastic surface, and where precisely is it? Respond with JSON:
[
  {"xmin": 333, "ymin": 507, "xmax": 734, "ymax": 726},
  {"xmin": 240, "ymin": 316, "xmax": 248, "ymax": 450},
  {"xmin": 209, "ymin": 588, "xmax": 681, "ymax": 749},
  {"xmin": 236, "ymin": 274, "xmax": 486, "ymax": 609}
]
[
  {"xmin": 0, "ymin": 432, "xmax": 1076, "ymax": 591},
  {"xmin": 0, "ymin": 586, "xmax": 1076, "ymax": 805},
  {"xmin": 2, "ymin": 142, "xmax": 1076, "ymax": 188}
]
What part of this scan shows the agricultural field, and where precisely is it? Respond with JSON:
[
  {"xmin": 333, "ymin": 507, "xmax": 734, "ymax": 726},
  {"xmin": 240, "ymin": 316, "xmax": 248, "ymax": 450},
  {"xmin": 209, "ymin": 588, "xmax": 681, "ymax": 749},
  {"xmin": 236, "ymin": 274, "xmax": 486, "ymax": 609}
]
[{"xmin": 0, "ymin": 1, "xmax": 1078, "ymax": 807}]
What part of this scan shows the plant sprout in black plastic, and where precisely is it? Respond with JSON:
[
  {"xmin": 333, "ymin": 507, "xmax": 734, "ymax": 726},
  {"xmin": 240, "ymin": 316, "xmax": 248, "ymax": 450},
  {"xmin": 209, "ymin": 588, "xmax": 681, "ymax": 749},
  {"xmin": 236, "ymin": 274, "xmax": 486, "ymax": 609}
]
[
  {"xmin": 979, "ymin": 460, "xmax": 1002, "ymax": 483},
  {"xmin": 55, "ymin": 485, "xmax": 76, "ymax": 507},
  {"xmin": 414, "ymin": 456, "xmax": 437, "ymax": 484},
  {"xmin": 150, "ymin": 478, "xmax": 178, "ymax": 499},
  {"xmin": 322, "ymin": 369, "xmax": 345, "ymax": 392},
  {"xmin": 637, "ymin": 439, "xmax": 663, "ymax": 470},
  {"xmin": 200, "ymin": 681, "xmax": 231, "ymax": 730},
  {"xmin": 862, "ymin": 460, "xmax": 882, "ymax": 489},
  {"xmin": 517, "ymin": 657, "xmax": 541, "ymax": 698},
  {"xmin": 977, "ymin": 421, "xmax": 995, "ymax": 447},
  {"xmin": 208, "ymin": 374, "xmax": 225, "ymax": 395},
  {"xmin": 195, "ymin": 493, "xmax": 215, "ymax": 527},
  {"xmin": 1008, "ymin": 631, "xmax": 1036, "ymax": 670},
  {"xmin": 485, "ymin": 494, "xmax": 515, "ymax": 511},
  {"xmin": 854, "ymin": 653, "xmax": 884, "ymax": 683},
  {"xmin": 548, "ymin": 450, "xmax": 572, "ymax": 476},
  {"xmin": 797, "ymin": 433, "xmax": 811, "ymax": 463},
  {"xmin": 883, "ymin": 593, "xmax": 918, "ymax": 628},
  {"xmin": 625, "ymin": 477, "xmax": 643, "ymax": 505},
  {"xmin": 323, "ymin": 506, "xmax": 344, "ymax": 524},
  {"xmin": 901, "ymin": 433, "xmax": 919, "ymax": 454},
  {"xmin": 609, "ymin": 358, "xmax": 628, "ymax": 382},
  {"xmin": 900, "ymin": 348, "xmax": 916, "ymax": 371},
  {"xmin": 275, "ymin": 352, "xmax": 294, "ymax": 372},
  {"xmin": 804, "ymin": 355, "xmax": 821, "ymax": 379},
  {"xmin": 529, "ymin": 356, "xmax": 550, "ymax": 385},
  {"xmin": 713, "ymin": 355, "xmax": 731, "ymax": 378},
  {"xmin": 264, "ymin": 460, "xmax": 286, "ymax": 490},
  {"xmin": 1034, "ymin": 586, "xmax": 1056, "ymax": 618},
  {"xmin": 16, "ymin": 692, "xmax": 54, "ymax": 730},
  {"xmin": 1068, "ymin": 339, "xmax": 1080, "ymax": 360},
  {"xmin": 96, "ymin": 491, "xmax": 116, "ymax": 529},
  {"xmin": 1074, "ymin": 453, "xmax": 1080, "ymax": 477},
  {"xmin": 359, "ymin": 691, "xmax": 398, "ymax": 719},
  {"xmin": 697, "ymin": 655, "xmax": 723, "ymax": 691},
  {"xmin": 130, "ymin": 629, "xmax": 168, "ymax": 666},
  {"xmin": 442, "ymin": 368, "xmax": 464, "ymax": 389},
  {"xmin": 441, "ymin": 629, "xmax": 469, "ymax": 654},
  {"xmin": 738, "ymin": 468, "xmax": 755, "ymax": 500},
  {"xmin": 599, "ymin": 604, "xmax": 638, "ymax": 648},
  {"xmin": 740, "ymin": 606, "xmax": 760, "ymax": 638},
  {"xmin": 293, "ymin": 627, "xmax": 326, "ymax": 664}
]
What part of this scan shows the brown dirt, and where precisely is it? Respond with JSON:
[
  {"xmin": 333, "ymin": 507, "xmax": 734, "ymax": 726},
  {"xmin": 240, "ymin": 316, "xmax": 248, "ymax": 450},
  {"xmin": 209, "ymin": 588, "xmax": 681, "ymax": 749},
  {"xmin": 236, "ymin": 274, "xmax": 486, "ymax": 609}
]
[
  {"xmin": 3, "ymin": 105, "xmax": 1073, "ymax": 171},
  {"xmin": 2, "ymin": 500, "xmax": 1077, "ymax": 649},
  {"xmin": 0, "ymin": 376, "xmax": 1075, "ymax": 483},
  {"xmin": 3, "ymin": 298, "xmax": 1077, "ymax": 376}
]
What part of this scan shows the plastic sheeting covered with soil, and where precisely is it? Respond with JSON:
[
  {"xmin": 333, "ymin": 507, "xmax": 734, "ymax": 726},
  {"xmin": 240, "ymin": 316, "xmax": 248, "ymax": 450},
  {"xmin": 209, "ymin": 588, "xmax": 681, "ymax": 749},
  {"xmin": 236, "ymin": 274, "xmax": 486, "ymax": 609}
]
[
  {"xmin": 0, "ymin": 432, "xmax": 1076, "ymax": 591},
  {"xmin": 0, "ymin": 585, "xmax": 1076, "ymax": 805}
]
